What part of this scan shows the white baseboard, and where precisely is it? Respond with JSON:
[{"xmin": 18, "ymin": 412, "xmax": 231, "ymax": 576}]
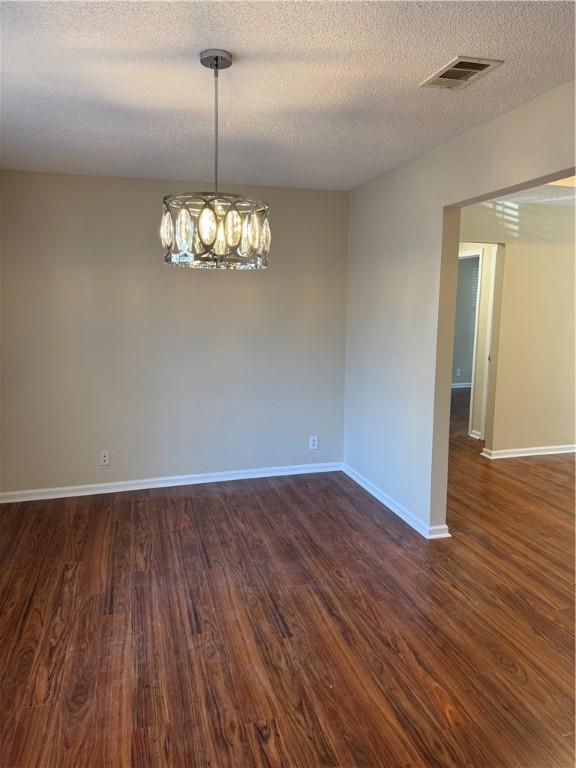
[
  {"xmin": 469, "ymin": 430, "xmax": 482, "ymax": 440},
  {"xmin": 342, "ymin": 464, "xmax": 451, "ymax": 540},
  {"xmin": 481, "ymin": 444, "xmax": 576, "ymax": 460},
  {"xmin": 0, "ymin": 462, "xmax": 344, "ymax": 504},
  {"xmin": 427, "ymin": 523, "xmax": 452, "ymax": 539},
  {"xmin": 451, "ymin": 383, "xmax": 471, "ymax": 389},
  {"xmin": 1, "ymin": 461, "xmax": 452, "ymax": 542}
]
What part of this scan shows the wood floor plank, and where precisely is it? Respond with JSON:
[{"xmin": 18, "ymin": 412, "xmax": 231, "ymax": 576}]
[{"xmin": 0, "ymin": 388, "xmax": 573, "ymax": 767}]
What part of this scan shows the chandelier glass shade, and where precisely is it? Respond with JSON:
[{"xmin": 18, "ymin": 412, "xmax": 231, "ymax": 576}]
[
  {"xmin": 161, "ymin": 192, "xmax": 270, "ymax": 269},
  {"xmin": 161, "ymin": 50, "xmax": 270, "ymax": 270}
]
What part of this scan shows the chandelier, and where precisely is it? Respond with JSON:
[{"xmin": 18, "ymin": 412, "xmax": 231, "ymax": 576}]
[{"xmin": 160, "ymin": 50, "xmax": 270, "ymax": 270}]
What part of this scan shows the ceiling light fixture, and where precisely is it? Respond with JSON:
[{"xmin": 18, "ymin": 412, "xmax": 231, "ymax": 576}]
[{"xmin": 160, "ymin": 49, "xmax": 270, "ymax": 269}]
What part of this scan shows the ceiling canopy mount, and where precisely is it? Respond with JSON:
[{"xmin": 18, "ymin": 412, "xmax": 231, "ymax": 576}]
[{"xmin": 199, "ymin": 49, "xmax": 233, "ymax": 71}]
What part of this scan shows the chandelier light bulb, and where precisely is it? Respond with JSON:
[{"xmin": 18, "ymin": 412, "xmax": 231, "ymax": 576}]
[
  {"xmin": 225, "ymin": 209, "xmax": 242, "ymax": 248},
  {"xmin": 198, "ymin": 206, "xmax": 217, "ymax": 246},
  {"xmin": 175, "ymin": 208, "xmax": 193, "ymax": 253}
]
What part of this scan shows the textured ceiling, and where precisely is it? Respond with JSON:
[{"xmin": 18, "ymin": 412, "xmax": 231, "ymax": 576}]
[
  {"xmin": 494, "ymin": 181, "xmax": 576, "ymax": 207},
  {"xmin": 1, "ymin": 1, "xmax": 574, "ymax": 190}
]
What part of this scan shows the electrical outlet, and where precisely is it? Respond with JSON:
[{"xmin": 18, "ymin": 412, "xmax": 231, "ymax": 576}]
[
  {"xmin": 456, "ymin": 368, "xmax": 461, "ymax": 377},
  {"xmin": 308, "ymin": 435, "xmax": 319, "ymax": 450},
  {"xmin": 99, "ymin": 449, "xmax": 110, "ymax": 466}
]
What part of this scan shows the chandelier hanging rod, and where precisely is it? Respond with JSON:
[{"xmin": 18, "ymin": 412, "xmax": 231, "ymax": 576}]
[
  {"xmin": 214, "ymin": 65, "xmax": 218, "ymax": 192},
  {"xmin": 200, "ymin": 49, "xmax": 232, "ymax": 193}
]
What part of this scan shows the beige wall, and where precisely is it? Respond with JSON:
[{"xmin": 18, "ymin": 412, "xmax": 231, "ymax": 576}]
[
  {"xmin": 1, "ymin": 81, "xmax": 574, "ymax": 535},
  {"xmin": 345, "ymin": 80, "xmax": 575, "ymax": 533},
  {"xmin": 0, "ymin": 172, "xmax": 347, "ymax": 491},
  {"xmin": 461, "ymin": 203, "xmax": 575, "ymax": 451}
]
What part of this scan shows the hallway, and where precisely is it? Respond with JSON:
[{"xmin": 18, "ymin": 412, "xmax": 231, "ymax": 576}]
[
  {"xmin": 448, "ymin": 388, "xmax": 574, "ymax": 542},
  {"xmin": 448, "ymin": 388, "xmax": 574, "ymax": 630}
]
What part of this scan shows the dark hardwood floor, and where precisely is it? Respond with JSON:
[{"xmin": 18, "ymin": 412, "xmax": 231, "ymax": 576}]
[{"xmin": 0, "ymin": 389, "xmax": 574, "ymax": 767}]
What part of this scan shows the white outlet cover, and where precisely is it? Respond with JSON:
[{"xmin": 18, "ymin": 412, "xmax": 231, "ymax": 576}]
[{"xmin": 308, "ymin": 436, "xmax": 319, "ymax": 450}]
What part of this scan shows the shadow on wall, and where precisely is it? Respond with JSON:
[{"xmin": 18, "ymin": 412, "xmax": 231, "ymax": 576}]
[{"xmin": 478, "ymin": 188, "xmax": 574, "ymax": 241}]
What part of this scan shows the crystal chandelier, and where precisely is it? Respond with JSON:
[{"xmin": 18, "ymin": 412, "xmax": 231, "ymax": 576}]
[{"xmin": 160, "ymin": 50, "xmax": 271, "ymax": 269}]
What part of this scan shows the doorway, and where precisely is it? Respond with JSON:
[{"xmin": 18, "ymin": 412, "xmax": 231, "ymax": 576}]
[
  {"xmin": 450, "ymin": 178, "xmax": 575, "ymax": 462},
  {"xmin": 431, "ymin": 165, "xmax": 575, "ymax": 535}
]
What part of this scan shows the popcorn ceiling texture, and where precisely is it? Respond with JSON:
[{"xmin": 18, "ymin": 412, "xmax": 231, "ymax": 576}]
[
  {"xmin": 493, "ymin": 183, "xmax": 576, "ymax": 207},
  {"xmin": 0, "ymin": 1, "xmax": 574, "ymax": 190}
]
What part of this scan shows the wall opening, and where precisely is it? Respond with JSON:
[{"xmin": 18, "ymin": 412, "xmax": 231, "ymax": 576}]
[{"xmin": 432, "ymin": 167, "xmax": 575, "ymax": 529}]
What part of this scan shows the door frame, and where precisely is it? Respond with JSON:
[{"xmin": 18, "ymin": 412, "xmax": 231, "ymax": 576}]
[
  {"xmin": 477, "ymin": 247, "xmax": 497, "ymax": 440},
  {"xmin": 457, "ymin": 249, "xmax": 484, "ymax": 437},
  {"xmin": 459, "ymin": 245, "xmax": 498, "ymax": 441}
]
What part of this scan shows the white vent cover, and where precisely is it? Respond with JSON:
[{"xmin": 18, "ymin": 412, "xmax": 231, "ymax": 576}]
[{"xmin": 420, "ymin": 56, "xmax": 503, "ymax": 90}]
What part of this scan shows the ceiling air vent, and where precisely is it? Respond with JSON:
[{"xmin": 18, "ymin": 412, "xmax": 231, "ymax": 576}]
[{"xmin": 420, "ymin": 56, "xmax": 503, "ymax": 90}]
